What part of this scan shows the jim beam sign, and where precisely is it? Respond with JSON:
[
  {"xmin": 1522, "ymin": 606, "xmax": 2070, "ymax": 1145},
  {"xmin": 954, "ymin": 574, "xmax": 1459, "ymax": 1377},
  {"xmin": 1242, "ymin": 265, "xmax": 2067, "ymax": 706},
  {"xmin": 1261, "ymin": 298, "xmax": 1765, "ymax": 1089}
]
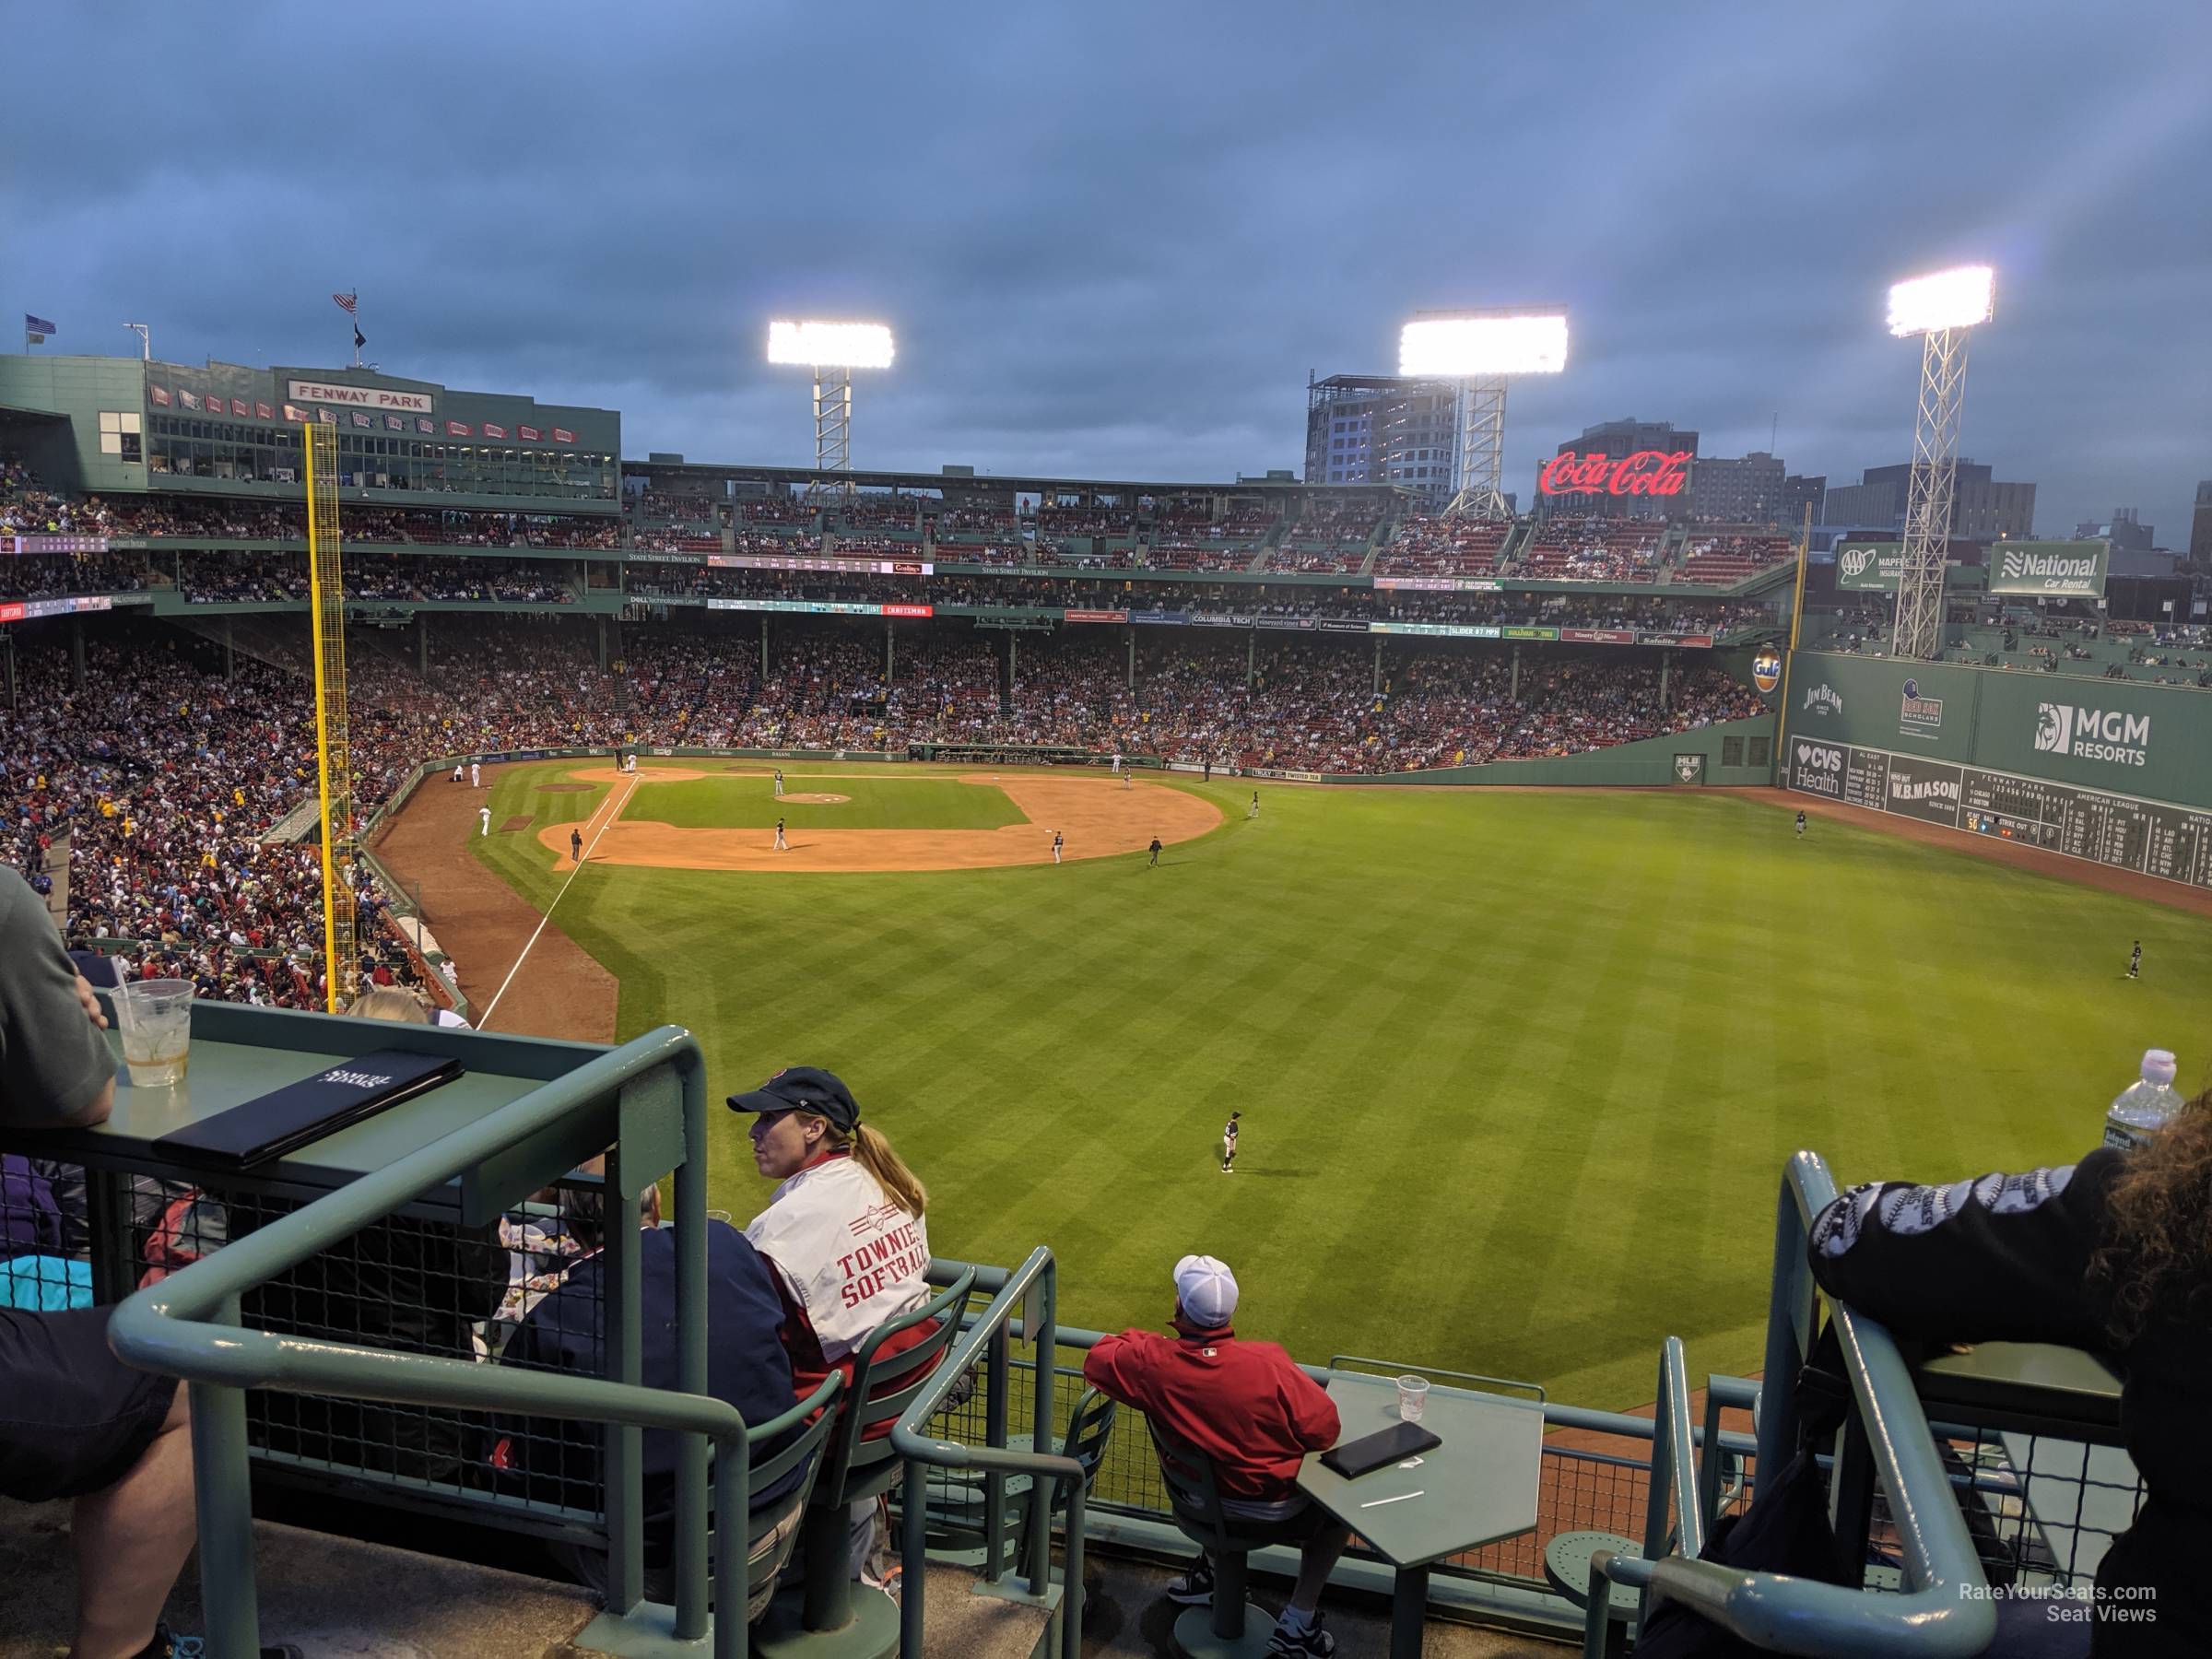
[
  {"xmin": 1988, "ymin": 540, "xmax": 2108, "ymax": 599},
  {"xmin": 287, "ymin": 379, "xmax": 435, "ymax": 416},
  {"xmin": 1834, "ymin": 540, "xmax": 1904, "ymax": 593}
]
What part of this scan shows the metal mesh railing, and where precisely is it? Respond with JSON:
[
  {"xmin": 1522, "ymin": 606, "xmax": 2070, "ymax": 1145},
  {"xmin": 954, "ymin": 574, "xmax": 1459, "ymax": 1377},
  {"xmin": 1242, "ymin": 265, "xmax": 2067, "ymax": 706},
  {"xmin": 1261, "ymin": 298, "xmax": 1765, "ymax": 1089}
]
[{"xmin": 1862, "ymin": 1424, "xmax": 2145, "ymax": 1596}]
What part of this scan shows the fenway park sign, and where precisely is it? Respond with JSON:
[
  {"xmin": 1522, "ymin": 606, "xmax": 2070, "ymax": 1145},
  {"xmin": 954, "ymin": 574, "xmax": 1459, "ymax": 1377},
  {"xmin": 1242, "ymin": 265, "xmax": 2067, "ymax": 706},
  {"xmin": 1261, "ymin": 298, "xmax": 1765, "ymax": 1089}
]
[{"xmin": 1538, "ymin": 450, "xmax": 1692, "ymax": 498}]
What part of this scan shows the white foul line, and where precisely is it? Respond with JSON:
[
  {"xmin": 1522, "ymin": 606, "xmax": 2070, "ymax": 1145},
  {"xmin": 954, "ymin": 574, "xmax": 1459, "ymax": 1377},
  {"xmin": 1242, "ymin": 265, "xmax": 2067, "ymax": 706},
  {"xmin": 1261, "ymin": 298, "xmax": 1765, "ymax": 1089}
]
[{"xmin": 477, "ymin": 772, "xmax": 640, "ymax": 1031}]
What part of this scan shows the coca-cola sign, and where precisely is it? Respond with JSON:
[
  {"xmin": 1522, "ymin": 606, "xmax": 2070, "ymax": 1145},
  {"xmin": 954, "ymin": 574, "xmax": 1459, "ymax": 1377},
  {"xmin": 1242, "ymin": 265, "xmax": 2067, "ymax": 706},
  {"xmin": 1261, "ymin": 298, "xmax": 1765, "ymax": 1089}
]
[{"xmin": 1539, "ymin": 450, "xmax": 1692, "ymax": 497}]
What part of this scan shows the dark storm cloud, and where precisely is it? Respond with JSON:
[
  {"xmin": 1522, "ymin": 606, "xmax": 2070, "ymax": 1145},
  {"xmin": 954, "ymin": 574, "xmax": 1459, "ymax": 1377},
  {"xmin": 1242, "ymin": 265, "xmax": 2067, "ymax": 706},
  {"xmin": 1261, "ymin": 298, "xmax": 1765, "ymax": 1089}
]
[{"xmin": 6, "ymin": 1, "xmax": 2207, "ymax": 535}]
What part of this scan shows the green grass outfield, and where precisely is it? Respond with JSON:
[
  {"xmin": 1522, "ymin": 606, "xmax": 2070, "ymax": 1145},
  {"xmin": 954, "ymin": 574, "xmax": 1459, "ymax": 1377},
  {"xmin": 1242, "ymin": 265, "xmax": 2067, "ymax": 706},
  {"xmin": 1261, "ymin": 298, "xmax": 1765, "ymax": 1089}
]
[
  {"xmin": 621, "ymin": 771, "xmax": 1025, "ymax": 831},
  {"xmin": 471, "ymin": 759, "xmax": 2212, "ymax": 1407}
]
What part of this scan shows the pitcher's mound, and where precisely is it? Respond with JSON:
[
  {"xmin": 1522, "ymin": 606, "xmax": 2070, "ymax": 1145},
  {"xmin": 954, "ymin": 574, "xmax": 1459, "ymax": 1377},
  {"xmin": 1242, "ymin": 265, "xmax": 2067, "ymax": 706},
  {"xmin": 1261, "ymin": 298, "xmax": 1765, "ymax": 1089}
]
[{"xmin": 782, "ymin": 792, "xmax": 850, "ymax": 805}]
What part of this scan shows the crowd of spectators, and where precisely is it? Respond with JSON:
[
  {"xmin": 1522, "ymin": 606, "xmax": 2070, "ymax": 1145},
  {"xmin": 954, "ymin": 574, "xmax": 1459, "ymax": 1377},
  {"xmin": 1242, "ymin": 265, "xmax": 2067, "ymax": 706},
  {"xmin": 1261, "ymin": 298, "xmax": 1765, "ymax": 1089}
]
[{"xmin": 0, "ymin": 604, "xmax": 1770, "ymax": 1008}]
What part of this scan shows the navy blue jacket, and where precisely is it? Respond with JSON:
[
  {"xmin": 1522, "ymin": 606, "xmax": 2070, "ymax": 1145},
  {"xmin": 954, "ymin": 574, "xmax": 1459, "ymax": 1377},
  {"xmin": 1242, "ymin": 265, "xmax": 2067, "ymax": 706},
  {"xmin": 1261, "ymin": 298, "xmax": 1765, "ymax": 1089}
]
[{"xmin": 494, "ymin": 1220, "xmax": 807, "ymax": 1547}]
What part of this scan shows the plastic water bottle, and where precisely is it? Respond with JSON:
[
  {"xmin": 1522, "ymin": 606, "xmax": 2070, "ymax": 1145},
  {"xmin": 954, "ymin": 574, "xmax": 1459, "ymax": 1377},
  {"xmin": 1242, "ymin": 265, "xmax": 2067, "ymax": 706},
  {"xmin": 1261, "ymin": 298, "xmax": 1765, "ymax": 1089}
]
[{"xmin": 2104, "ymin": 1050, "xmax": 2183, "ymax": 1152}]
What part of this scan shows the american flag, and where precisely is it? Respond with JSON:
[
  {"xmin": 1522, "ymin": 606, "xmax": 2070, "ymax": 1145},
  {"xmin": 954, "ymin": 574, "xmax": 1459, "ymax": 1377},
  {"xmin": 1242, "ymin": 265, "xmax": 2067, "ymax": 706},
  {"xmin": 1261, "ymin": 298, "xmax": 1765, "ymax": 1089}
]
[{"xmin": 333, "ymin": 291, "xmax": 358, "ymax": 315}]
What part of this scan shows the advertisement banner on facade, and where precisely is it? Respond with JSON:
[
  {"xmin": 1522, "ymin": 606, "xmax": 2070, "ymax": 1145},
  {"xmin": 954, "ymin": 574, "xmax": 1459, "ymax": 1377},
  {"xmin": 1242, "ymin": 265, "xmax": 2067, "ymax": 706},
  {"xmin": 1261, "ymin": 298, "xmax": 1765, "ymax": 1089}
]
[
  {"xmin": 0, "ymin": 594, "xmax": 113, "ymax": 625},
  {"xmin": 1063, "ymin": 609, "xmax": 1128, "ymax": 624},
  {"xmin": 1254, "ymin": 617, "xmax": 1316, "ymax": 630},
  {"xmin": 1834, "ymin": 540, "xmax": 1905, "ymax": 592},
  {"xmin": 1560, "ymin": 629, "xmax": 1637, "ymax": 644},
  {"xmin": 1371, "ymin": 576, "xmax": 1505, "ymax": 594},
  {"xmin": 706, "ymin": 598, "xmax": 884, "ymax": 616},
  {"xmin": 708, "ymin": 553, "xmax": 932, "ymax": 577},
  {"xmin": 1370, "ymin": 621, "xmax": 1503, "ymax": 639},
  {"xmin": 1129, "ymin": 611, "xmax": 1190, "ymax": 625},
  {"xmin": 881, "ymin": 604, "xmax": 934, "ymax": 618},
  {"xmin": 1500, "ymin": 626, "xmax": 1559, "ymax": 641},
  {"xmin": 1636, "ymin": 632, "xmax": 1716, "ymax": 649},
  {"xmin": 1987, "ymin": 540, "xmax": 2108, "ymax": 598},
  {"xmin": 1319, "ymin": 618, "xmax": 1371, "ymax": 633}
]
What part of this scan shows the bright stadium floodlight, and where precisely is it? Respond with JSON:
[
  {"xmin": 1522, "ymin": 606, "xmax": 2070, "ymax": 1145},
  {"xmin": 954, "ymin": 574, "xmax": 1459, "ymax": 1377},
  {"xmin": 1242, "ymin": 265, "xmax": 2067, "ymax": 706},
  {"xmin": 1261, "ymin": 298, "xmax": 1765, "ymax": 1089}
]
[
  {"xmin": 1885, "ymin": 265, "xmax": 1994, "ymax": 660},
  {"xmin": 766, "ymin": 319, "xmax": 896, "ymax": 370},
  {"xmin": 1399, "ymin": 311, "xmax": 1569, "ymax": 520},
  {"xmin": 1398, "ymin": 313, "xmax": 1569, "ymax": 378},
  {"xmin": 766, "ymin": 319, "xmax": 896, "ymax": 481},
  {"xmin": 1886, "ymin": 265, "xmax": 1994, "ymax": 337}
]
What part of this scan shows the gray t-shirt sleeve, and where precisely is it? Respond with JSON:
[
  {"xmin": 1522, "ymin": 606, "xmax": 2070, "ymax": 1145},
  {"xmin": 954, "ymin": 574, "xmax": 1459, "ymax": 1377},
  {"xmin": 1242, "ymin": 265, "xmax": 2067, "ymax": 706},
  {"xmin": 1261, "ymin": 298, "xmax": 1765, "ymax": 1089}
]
[{"xmin": 0, "ymin": 865, "xmax": 118, "ymax": 1128}]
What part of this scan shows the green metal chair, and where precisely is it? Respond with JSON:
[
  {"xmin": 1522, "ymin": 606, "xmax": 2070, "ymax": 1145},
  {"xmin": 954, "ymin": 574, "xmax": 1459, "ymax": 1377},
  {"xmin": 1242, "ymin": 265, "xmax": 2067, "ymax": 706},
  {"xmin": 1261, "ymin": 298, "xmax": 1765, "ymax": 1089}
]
[
  {"xmin": 724, "ymin": 1372, "xmax": 845, "ymax": 1624},
  {"xmin": 754, "ymin": 1266, "xmax": 977, "ymax": 1657},
  {"xmin": 1147, "ymin": 1418, "xmax": 1319, "ymax": 1659}
]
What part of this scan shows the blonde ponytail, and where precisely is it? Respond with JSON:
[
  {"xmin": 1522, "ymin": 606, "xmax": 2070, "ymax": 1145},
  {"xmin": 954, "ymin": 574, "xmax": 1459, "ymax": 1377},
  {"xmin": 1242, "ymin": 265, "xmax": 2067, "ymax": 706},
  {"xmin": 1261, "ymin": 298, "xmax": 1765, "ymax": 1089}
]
[{"xmin": 794, "ymin": 1112, "xmax": 928, "ymax": 1218}]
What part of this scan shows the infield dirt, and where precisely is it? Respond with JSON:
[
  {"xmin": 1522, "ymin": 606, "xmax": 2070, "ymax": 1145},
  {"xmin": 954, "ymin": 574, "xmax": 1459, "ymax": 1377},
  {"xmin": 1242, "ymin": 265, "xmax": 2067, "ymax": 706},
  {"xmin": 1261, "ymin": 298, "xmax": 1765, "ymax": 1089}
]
[{"xmin": 533, "ymin": 765, "xmax": 1221, "ymax": 873}]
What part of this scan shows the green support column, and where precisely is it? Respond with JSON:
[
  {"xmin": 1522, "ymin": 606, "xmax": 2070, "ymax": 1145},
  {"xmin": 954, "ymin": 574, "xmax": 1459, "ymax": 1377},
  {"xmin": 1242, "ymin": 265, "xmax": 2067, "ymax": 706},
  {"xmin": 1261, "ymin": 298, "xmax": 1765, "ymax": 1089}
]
[
  {"xmin": 1660, "ymin": 649, "xmax": 1671, "ymax": 709},
  {"xmin": 886, "ymin": 619, "xmax": 894, "ymax": 682},
  {"xmin": 224, "ymin": 617, "xmax": 236, "ymax": 680},
  {"xmin": 418, "ymin": 614, "xmax": 429, "ymax": 675},
  {"xmin": 1126, "ymin": 627, "xmax": 1135, "ymax": 691},
  {"xmin": 70, "ymin": 617, "xmax": 85, "ymax": 689},
  {"xmin": 760, "ymin": 616, "xmax": 769, "ymax": 679},
  {"xmin": 1373, "ymin": 636, "xmax": 1382, "ymax": 694},
  {"xmin": 1010, "ymin": 631, "xmax": 1018, "ymax": 686},
  {"xmin": 192, "ymin": 1295, "xmax": 263, "ymax": 1657},
  {"xmin": 1510, "ymin": 643, "xmax": 1520, "ymax": 704},
  {"xmin": 1246, "ymin": 628, "xmax": 1255, "ymax": 689},
  {"xmin": 595, "ymin": 614, "xmax": 607, "ymax": 672}
]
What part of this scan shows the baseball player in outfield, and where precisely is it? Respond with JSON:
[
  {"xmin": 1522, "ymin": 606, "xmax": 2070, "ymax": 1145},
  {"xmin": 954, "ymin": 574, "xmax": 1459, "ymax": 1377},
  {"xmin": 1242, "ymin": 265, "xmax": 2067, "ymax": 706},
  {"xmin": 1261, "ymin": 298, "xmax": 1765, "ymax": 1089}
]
[
  {"xmin": 1249, "ymin": 792, "xmax": 1259, "ymax": 819},
  {"xmin": 1220, "ymin": 1111, "xmax": 1240, "ymax": 1173},
  {"xmin": 774, "ymin": 769, "xmax": 785, "ymax": 798},
  {"xmin": 478, "ymin": 805, "xmax": 491, "ymax": 837},
  {"xmin": 470, "ymin": 760, "xmax": 481, "ymax": 788},
  {"xmin": 1052, "ymin": 830, "xmax": 1064, "ymax": 865},
  {"xmin": 774, "ymin": 817, "xmax": 788, "ymax": 852}
]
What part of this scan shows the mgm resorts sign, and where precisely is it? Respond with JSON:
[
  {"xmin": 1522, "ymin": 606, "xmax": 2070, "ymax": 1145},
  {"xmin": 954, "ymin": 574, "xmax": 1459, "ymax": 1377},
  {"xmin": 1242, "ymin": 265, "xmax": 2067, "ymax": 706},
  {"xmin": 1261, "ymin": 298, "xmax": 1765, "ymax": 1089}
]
[
  {"xmin": 1989, "ymin": 540, "xmax": 2108, "ymax": 599},
  {"xmin": 2034, "ymin": 701, "xmax": 2150, "ymax": 768}
]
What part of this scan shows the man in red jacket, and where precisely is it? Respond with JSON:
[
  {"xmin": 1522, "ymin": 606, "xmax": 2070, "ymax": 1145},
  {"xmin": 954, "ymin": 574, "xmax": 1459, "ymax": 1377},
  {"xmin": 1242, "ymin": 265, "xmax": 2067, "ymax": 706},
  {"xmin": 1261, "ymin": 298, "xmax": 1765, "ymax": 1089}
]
[{"xmin": 1083, "ymin": 1254, "xmax": 1347, "ymax": 1659}]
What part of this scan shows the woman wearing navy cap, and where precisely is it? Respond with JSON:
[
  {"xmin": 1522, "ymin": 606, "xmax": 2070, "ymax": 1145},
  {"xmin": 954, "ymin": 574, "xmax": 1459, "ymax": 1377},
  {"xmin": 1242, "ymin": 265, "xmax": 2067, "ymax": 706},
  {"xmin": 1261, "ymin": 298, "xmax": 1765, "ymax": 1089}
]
[{"xmin": 735, "ymin": 1066, "xmax": 934, "ymax": 1407}]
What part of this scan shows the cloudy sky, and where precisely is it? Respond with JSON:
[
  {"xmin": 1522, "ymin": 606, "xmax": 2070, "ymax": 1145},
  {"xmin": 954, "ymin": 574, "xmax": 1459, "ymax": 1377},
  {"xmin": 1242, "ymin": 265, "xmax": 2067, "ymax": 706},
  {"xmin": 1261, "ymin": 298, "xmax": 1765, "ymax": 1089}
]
[{"xmin": 6, "ymin": 1, "xmax": 2208, "ymax": 538}]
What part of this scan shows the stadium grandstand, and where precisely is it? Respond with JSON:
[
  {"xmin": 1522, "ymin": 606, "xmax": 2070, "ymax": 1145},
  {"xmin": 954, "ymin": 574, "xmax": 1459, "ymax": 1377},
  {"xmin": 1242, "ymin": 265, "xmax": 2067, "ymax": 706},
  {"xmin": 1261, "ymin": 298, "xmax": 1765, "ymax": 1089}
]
[{"xmin": 2, "ymin": 352, "xmax": 2201, "ymax": 1659}]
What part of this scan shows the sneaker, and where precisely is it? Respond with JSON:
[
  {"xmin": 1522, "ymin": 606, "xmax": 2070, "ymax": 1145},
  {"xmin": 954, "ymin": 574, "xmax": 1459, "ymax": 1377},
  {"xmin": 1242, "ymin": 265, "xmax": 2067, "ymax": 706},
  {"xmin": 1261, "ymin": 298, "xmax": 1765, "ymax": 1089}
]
[
  {"xmin": 1164, "ymin": 1555, "xmax": 1215, "ymax": 1606},
  {"xmin": 141, "ymin": 1627, "xmax": 304, "ymax": 1659},
  {"xmin": 1266, "ymin": 1610, "xmax": 1335, "ymax": 1656}
]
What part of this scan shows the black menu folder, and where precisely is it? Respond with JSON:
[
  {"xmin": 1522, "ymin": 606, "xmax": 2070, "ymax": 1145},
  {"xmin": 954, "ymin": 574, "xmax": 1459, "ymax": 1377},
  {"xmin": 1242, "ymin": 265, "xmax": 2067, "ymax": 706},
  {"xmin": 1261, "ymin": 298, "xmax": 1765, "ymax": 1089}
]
[{"xmin": 151, "ymin": 1048, "xmax": 465, "ymax": 1171}]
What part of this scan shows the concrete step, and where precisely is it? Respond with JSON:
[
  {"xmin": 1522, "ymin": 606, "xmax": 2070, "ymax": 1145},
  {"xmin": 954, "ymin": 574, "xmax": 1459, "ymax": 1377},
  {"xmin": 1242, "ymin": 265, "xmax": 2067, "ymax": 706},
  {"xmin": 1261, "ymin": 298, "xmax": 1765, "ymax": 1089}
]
[
  {"xmin": 0, "ymin": 1497, "xmax": 598, "ymax": 1658},
  {"xmin": 1074, "ymin": 1555, "xmax": 1572, "ymax": 1657}
]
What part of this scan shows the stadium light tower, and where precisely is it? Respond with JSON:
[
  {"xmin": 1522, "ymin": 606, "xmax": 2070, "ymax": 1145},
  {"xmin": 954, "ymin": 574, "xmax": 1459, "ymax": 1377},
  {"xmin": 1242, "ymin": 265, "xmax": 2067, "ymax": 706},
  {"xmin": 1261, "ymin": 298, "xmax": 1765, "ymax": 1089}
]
[
  {"xmin": 1399, "ymin": 311, "xmax": 1569, "ymax": 520},
  {"xmin": 766, "ymin": 319, "xmax": 895, "ymax": 486},
  {"xmin": 1885, "ymin": 265, "xmax": 1994, "ymax": 660}
]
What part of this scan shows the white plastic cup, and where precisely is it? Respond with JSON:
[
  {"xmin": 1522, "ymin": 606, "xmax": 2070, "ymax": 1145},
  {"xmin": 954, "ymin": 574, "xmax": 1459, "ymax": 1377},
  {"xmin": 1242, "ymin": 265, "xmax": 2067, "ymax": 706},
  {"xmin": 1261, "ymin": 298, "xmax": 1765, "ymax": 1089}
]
[
  {"xmin": 706, "ymin": 1208, "xmax": 733, "ymax": 1225},
  {"xmin": 116, "ymin": 978, "xmax": 194, "ymax": 1088},
  {"xmin": 1396, "ymin": 1374, "xmax": 1430, "ymax": 1423}
]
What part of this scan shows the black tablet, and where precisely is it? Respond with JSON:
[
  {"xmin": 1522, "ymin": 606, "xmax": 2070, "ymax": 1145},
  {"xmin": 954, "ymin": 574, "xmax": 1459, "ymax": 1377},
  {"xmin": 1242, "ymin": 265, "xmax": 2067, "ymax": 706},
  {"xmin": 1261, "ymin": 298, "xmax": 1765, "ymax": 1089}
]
[
  {"xmin": 1320, "ymin": 1420, "xmax": 1441, "ymax": 1480},
  {"xmin": 152, "ymin": 1049, "xmax": 464, "ymax": 1171}
]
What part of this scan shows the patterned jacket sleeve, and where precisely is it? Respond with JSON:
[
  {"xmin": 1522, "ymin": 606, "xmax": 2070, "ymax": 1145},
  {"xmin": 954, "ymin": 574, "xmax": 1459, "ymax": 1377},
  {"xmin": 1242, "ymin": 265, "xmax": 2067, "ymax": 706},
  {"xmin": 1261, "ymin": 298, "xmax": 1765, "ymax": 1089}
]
[{"xmin": 1805, "ymin": 1150, "xmax": 2120, "ymax": 1351}]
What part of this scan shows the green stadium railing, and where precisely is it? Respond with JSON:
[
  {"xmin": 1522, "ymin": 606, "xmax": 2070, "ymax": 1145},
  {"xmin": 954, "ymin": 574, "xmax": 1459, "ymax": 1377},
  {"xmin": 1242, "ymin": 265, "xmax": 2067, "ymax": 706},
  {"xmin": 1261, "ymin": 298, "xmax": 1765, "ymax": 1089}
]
[
  {"xmin": 1576, "ymin": 1151, "xmax": 2000, "ymax": 1657},
  {"xmin": 891, "ymin": 1247, "xmax": 1089, "ymax": 1659},
  {"xmin": 106, "ymin": 1022, "xmax": 794, "ymax": 1659}
]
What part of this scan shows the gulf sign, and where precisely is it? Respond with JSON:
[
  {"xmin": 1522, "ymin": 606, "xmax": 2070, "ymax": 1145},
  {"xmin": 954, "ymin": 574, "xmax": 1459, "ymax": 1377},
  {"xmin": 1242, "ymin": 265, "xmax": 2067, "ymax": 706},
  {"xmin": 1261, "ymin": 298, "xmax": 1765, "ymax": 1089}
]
[
  {"xmin": 1538, "ymin": 450, "xmax": 1691, "ymax": 498},
  {"xmin": 1752, "ymin": 649, "xmax": 1782, "ymax": 694}
]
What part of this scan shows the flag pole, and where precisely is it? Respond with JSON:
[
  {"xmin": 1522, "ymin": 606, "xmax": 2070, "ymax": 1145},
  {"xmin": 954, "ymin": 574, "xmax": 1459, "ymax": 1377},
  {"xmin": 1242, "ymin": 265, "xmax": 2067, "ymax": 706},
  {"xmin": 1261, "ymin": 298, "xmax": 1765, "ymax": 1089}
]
[{"xmin": 352, "ymin": 297, "xmax": 362, "ymax": 369}]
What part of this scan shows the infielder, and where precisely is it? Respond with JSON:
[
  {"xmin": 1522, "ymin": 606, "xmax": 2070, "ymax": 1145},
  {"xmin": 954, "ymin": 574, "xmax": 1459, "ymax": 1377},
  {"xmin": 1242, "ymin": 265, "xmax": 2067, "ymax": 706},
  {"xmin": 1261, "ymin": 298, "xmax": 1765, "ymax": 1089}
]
[
  {"xmin": 774, "ymin": 817, "xmax": 788, "ymax": 852},
  {"xmin": 477, "ymin": 805, "xmax": 491, "ymax": 837},
  {"xmin": 1220, "ymin": 1111, "xmax": 1240, "ymax": 1174},
  {"xmin": 1112, "ymin": 751, "xmax": 1122, "ymax": 775},
  {"xmin": 570, "ymin": 829, "xmax": 583, "ymax": 864},
  {"xmin": 470, "ymin": 760, "xmax": 481, "ymax": 788},
  {"xmin": 1248, "ymin": 792, "xmax": 1259, "ymax": 819},
  {"xmin": 1147, "ymin": 836, "xmax": 1161, "ymax": 867},
  {"xmin": 774, "ymin": 769, "xmax": 785, "ymax": 798},
  {"xmin": 1052, "ymin": 830, "xmax": 1064, "ymax": 865},
  {"xmin": 451, "ymin": 762, "xmax": 464, "ymax": 784},
  {"xmin": 1123, "ymin": 768, "xmax": 1133, "ymax": 790}
]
